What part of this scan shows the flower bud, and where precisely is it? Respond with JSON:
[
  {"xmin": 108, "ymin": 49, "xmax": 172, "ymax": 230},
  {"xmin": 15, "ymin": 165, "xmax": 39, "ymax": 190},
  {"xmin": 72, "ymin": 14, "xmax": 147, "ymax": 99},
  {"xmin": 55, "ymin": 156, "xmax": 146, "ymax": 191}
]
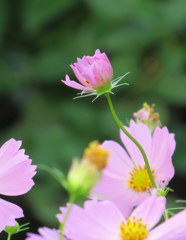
[
  {"xmin": 67, "ymin": 141, "xmax": 109, "ymax": 199},
  {"xmin": 62, "ymin": 49, "xmax": 113, "ymax": 94},
  {"xmin": 62, "ymin": 49, "xmax": 129, "ymax": 100},
  {"xmin": 67, "ymin": 159, "xmax": 100, "ymax": 199},
  {"xmin": 133, "ymin": 103, "xmax": 161, "ymax": 132}
]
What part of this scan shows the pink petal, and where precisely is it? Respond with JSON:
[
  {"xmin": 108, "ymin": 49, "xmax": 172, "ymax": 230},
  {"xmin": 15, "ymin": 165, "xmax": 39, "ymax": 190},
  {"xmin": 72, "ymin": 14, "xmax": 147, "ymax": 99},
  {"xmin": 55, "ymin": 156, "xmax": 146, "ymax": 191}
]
[
  {"xmin": 131, "ymin": 191, "xmax": 166, "ymax": 230},
  {"xmin": 91, "ymin": 172, "xmax": 126, "ymax": 201},
  {"xmin": 91, "ymin": 172, "xmax": 141, "ymax": 215},
  {"xmin": 94, "ymin": 50, "xmax": 111, "ymax": 66},
  {"xmin": 85, "ymin": 56, "xmax": 94, "ymax": 65},
  {"xmin": 92, "ymin": 63, "xmax": 104, "ymax": 87},
  {"xmin": 0, "ymin": 159, "xmax": 36, "ymax": 196},
  {"xmin": 0, "ymin": 139, "xmax": 36, "ymax": 196},
  {"xmin": 56, "ymin": 207, "xmax": 65, "ymax": 223},
  {"xmin": 25, "ymin": 233, "xmax": 44, "ymax": 240},
  {"xmin": 94, "ymin": 60, "xmax": 112, "ymax": 83},
  {"xmin": 149, "ymin": 210, "xmax": 186, "ymax": 240},
  {"xmin": 0, "ymin": 198, "xmax": 23, "ymax": 232},
  {"xmin": 62, "ymin": 75, "xmax": 92, "ymax": 91},
  {"xmin": 150, "ymin": 127, "xmax": 175, "ymax": 169},
  {"xmin": 80, "ymin": 56, "xmax": 90, "ymax": 66},
  {"xmin": 61, "ymin": 201, "xmax": 121, "ymax": 240},
  {"xmin": 155, "ymin": 161, "xmax": 175, "ymax": 188},
  {"xmin": 101, "ymin": 140, "xmax": 132, "ymax": 176},
  {"xmin": 82, "ymin": 65, "xmax": 98, "ymax": 87},
  {"xmin": 120, "ymin": 120, "xmax": 152, "ymax": 166},
  {"xmin": 0, "ymin": 139, "xmax": 23, "ymax": 170},
  {"xmin": 26, "ymin": 228, "xmax": 59, "ymax": 240},
  {"xmin": 110, "ymin": 194, "xmax": 133, "ymax": 218},
  {"xmin": 70, "ymin": 65, "xmax": 88, "ymax": 86},
  {"xmin": 38, "ymin": 227, "xmax": 59, "ymax": 240},
  {"xmin": 84, "ymin": 200, "xmax": 123, "ymax": 232},
  {"xmin": 95, "ymin": 49, "xmax": 101, "ymax": 55},
  {"xmin": 150, "ymin": 127, "xmax": 175, "ymax": 186}
]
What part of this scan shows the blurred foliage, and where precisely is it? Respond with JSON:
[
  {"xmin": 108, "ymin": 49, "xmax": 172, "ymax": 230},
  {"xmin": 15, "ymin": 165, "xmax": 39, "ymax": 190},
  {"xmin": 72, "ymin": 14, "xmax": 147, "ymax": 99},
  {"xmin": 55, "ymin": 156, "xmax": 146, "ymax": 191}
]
[{"xmin": 0, "ymin": 0, "xmax": 186, "ymax": 236}]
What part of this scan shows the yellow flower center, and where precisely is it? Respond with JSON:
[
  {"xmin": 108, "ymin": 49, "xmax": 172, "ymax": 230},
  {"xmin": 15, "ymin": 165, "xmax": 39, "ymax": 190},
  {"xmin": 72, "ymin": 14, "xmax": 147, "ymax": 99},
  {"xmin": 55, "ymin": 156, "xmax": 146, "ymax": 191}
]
[
  {"xmin": 127, "ymin": 166, "xmax": 155, "ymax": 192},
  {"xmin": 83, "ymin": 141, "xmax": 109, "ymax": 170},
  {"xmin": 119, "ymin": 217, "xmax": 149, "ymax": 240}
]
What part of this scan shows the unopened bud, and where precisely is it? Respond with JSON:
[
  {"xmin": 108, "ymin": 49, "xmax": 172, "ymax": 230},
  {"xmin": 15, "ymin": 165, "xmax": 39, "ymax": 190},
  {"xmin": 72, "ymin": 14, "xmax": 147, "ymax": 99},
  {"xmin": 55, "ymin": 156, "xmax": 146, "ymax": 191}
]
[{"xmin": 67, "ymin": 159, "xmax": 100, "ymax": 198}]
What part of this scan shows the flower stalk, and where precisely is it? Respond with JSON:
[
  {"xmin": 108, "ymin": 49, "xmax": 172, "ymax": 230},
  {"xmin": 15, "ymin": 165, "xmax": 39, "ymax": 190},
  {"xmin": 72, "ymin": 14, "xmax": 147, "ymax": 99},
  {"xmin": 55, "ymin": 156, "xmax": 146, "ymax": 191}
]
[
  {"xmin": 105, "ymin": 93, "xmax": 156, "ymax": 189},
  {"xmin": 59, "ymin": 196, "xmax": 75, "ymax": 240},
  {"xmin": 7, "ymin": 233, "xmax": 12, "ymax": 240}
]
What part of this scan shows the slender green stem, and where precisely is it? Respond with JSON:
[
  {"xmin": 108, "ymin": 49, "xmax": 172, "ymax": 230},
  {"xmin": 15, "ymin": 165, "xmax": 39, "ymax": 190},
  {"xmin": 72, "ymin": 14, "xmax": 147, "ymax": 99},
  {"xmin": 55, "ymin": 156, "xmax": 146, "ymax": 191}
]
[
  {"xmin": 167, "ymin": 207, "xmax": 186, "ymax": 211},
  {"xmin": 59, "ymin": 196, "xmax": 75, "ymax": 240},
  {"xmin": 163, "ymin": 209, "xmax": 168, "ymax": 221},
  {"xmin": 7, "ymin": 233, "xmax": 12, "ymax": 240},
  {"xmin": 105, "ymin": 93, "xmax": 156, "ymax": 188}
]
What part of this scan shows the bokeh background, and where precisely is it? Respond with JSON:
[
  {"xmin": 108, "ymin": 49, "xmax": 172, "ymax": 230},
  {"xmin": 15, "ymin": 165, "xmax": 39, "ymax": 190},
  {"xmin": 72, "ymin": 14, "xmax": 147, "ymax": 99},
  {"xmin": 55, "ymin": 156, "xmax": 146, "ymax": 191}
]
[{"xmin": 0, "ymin": 0, "xmax": 186, "ymax": 238}]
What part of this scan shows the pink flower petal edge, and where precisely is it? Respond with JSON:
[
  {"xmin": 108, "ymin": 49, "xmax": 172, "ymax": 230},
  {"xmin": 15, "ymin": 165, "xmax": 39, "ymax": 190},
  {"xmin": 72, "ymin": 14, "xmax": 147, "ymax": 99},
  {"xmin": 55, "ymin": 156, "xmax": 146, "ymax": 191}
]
[
  {"xmin": 25, "ymin": 227, "xmax": 59, "ymax": 240},
  {"xmin": 0, "ymin": 138, "xmax": 37, "ymax": 196}
]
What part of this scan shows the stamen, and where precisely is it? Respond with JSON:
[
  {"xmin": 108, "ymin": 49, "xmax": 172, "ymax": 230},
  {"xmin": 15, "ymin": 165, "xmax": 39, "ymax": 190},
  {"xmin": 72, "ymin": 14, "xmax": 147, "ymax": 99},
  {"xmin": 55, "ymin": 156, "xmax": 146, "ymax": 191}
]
[
  {"xmin": 127, "ymin": 165, "xmax": 155, "ymax": 192},
  {"xmin": 120, "ymin": 217, "xmax": 149, "ymax": 240},
  {"xmin": 83, "ymin": 78, "xmax": 94, "ymax": 88}
]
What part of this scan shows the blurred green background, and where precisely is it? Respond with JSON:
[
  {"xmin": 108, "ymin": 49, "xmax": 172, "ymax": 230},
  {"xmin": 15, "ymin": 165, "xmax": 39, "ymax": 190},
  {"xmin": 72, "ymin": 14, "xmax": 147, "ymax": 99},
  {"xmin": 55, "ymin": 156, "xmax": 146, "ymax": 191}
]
[{"xmin": 0, "ymin": 0, "xmax": 186, "ymax": 238}]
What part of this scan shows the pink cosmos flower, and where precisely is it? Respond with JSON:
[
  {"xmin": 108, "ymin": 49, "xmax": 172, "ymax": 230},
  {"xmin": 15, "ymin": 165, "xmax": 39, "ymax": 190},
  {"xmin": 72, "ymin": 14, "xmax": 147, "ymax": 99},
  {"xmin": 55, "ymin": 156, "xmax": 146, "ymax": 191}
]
[
  {"xmin": 57, "ymin": 194, "xmax": 186, "ymax": 240},
  {"xmin": 62, "ymin": 49, "xmax": 129, "ymax": 100},
  {"xmin": 62, "ymin": 49, "xmax": 113, "ymax": 92},
  {"xmin": 91, "ymin": 120, "xmax": 175, "ymax": 212},
  {"xmin": 26, "ymin": 227, "xmax": 59, "ymax": 240},
  {"xmin": 0, "ymin": 138, "xmax": 36, "ymax": 232}
]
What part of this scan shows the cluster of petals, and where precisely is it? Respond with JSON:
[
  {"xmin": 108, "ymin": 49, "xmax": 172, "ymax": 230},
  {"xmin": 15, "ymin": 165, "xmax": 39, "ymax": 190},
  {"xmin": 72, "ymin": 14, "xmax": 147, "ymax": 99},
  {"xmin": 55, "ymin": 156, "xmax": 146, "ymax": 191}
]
[
  {"xmin": 57, "ymin": 193, "xmax": 186, "ymax": 240},
  {"xmin": 25, "ymin": 227, "xmax": 59, "ymax": 240},
  {"xmin": 0, "ymin": 138, "xmax": 36, "ymax": 232},
  {"xmin": 62, "ymin": 49, "xmax": 113, "ymax": 91},
  {"xmin": 91, "ymin": 120, "xmax": 175, "ymax": 213}
]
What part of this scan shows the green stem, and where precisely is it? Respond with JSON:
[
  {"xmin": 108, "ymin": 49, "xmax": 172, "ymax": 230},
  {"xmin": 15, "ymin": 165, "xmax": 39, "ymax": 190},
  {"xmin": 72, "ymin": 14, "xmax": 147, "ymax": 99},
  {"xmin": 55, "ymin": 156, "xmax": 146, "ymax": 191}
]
[
  {"xmin": 163, "ymin": 209, "xmax": 168, "ymax": 221},
  {"xmin": 59, "ymin": 195, "xmax": 75, "ymax": 240},
  {"xmin": 7, "ymin": 233, "xmax": 12, "ymax": 240},
  {"xmin": 105, "ymin": 93, "xmax": 156, "ymax": 189}
]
